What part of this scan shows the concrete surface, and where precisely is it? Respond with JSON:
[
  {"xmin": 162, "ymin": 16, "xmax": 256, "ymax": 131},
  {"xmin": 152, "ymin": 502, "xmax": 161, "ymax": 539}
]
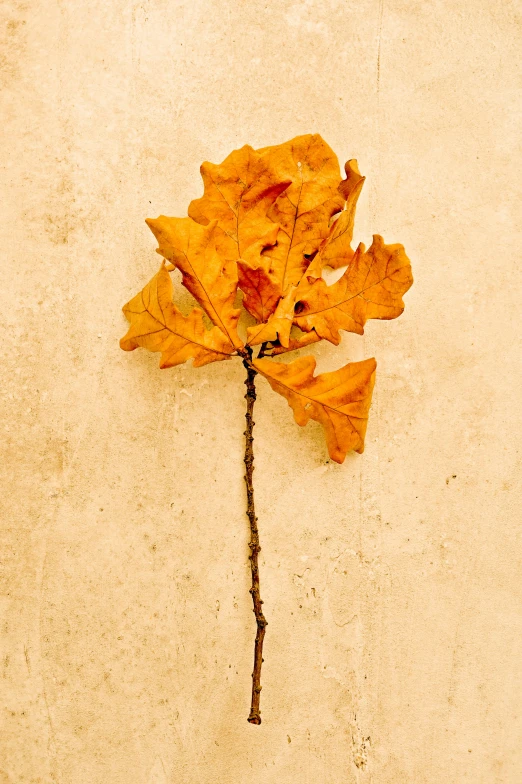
[{"xmin": 1, "ymin": 0, "xmax": 521, "ymax": 781}]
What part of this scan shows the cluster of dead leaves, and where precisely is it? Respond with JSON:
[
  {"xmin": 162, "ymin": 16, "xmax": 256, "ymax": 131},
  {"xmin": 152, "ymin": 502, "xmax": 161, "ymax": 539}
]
[{"xmin": 121, "ymin": 134, "xmax": 413, "ymax": 463}]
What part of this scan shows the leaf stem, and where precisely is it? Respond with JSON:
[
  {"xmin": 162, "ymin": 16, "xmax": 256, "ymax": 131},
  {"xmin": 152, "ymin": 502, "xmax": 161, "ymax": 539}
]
[
  {"xmin": 257, "ymin": 341, "xmax": 269, "ymax": 359},
  {"xmin": 242, "ymin": 346, "xmax": 267, "ymax": 725}
]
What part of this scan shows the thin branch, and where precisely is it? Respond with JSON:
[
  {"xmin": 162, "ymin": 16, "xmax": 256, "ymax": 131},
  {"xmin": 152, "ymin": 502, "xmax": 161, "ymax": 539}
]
[
  {"xmin": 256, "ymin": 341, "xmax": 269, "ymax": 359},
  {"xmin": 242, "ymin": 346, "xmax": 267, "ymax": 724}
]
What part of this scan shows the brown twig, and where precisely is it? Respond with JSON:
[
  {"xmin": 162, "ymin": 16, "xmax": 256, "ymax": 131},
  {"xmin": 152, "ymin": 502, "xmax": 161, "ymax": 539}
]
[
  {"xmin": 242, "ymin": 346, "xmax": 267, "ymax": 724},
  {"xmin": 256, "ymin": 341, "xmax": 269, "ymax": 359}
]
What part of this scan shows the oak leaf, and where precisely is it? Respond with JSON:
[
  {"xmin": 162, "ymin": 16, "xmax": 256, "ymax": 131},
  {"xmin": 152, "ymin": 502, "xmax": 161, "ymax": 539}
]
[
  {"xmin": 256, "ymin": 134, "xmax": 345, "ymax": 296},
  {"xmin": 145, "ymin": 216, "xmax": 243, "ymax": 349},
  {"xmin": 188, "ymin": 144, "xmax": 291, "ymax": 263},
  {"xmin": 241, "ymin": 151, "xmax": 366, "ymax": 355},
  {"xmin": 236, "ymin": 225, "xmax": 281, "ymax": 322},
  {"xmin": 254, "ymin": 355, "xmax": 377, "ymax": 463},
  {"xmin": 338, "ymin": 157, "xmax": 366, "ymax": 203},
  {"xmin": 120, "ymin": 264, "xmax": 235, "ymax": 368},
  {"xmin": 246, "ymin": 286, "xmax": 297, "ymax": 348},
  {"xmin": 294, "ymin": 159, "xmax": 365, "ymax": 299},
  {"xmin": 314, "ymin": 160, "xmax": 365, "ymax": 271},
  {"xmin": 294, "ymin": 234, "xmax": 413, "ymax": 344}
]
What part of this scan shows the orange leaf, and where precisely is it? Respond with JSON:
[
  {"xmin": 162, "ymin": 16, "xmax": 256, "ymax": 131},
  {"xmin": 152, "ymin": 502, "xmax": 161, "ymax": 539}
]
[
  {"xmin": 295, "ymin": 159, "xmax": 366, "ymax": 296},
  {"xmin": 246, "ymin": 286, "xmax": 297, "ymax": 348},
  {"xmin": 120, "ymin": 265, "xmax": 235, "ymax": 368},
  {"xmin": 254, "ymin": 355, "xmax": 376, "ymax": 463},
  {"xmin": 294, "ymin": 235, "xmax": 413, "ymax": 344},
  {"xmin": 145, "ymin": 216, "xmax": 243, "ymax": 349},
  {"xmin": 256, "ymin": 134, "xmax": 345, "ymax": 295},
  {"xmin": 318, "ymin": 160, "xmax": 365, "ymax": 271},
  {"xmin": 338, "ymin": 158, "xmax": 366, "ymax": 202},
  {"xmin": 236, "ymin": 225, "xmax": 281, "ymax": 322},
  {"xmin": 188, "ymin": 144, "xmax": 291, "ymax": 263}
]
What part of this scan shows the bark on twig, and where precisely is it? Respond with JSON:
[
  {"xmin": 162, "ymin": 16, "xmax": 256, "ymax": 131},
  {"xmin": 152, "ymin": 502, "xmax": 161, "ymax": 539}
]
[{"xmin": 242, "ymin": 347, "xmax": 267, "ymax": 724}]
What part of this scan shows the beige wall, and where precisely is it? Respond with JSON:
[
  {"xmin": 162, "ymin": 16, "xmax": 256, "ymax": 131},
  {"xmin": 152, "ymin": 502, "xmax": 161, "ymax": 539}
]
[{"xmin": 1, "ymin": 0, "xmax": 521, "ymax": 781}]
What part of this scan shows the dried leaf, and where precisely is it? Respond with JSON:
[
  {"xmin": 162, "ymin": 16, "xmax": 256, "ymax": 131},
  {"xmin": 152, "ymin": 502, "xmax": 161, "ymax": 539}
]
[
  {"xmin": 122, "ymin": 136, "xmax": 413, "ymax": 464},
  {"xmin": 294, "ymin": 235, "xmax": 413, "ymax": 344},
  {"xmin": 338, "ymin": 158, "xmax": 365, "ymax": 202},
  {"xmin": 120, "ymin": 264, "xmax": 235, "ymax": 368},
  {"xmin": 145, "ymin": 216, "xmax": 243, "ymax": 349},
  {"xmin": 236, "ymin": 225, "xmax": 281, "ymax": 322},
  {"xmin": 318, "ymin": 160, "xmax": 365, "ymax": 271},
  {"xmin": 254, "ymin": 355, "xmax": 376, "ymax": 463},
  {"xmin": 246, "ymin": 286, "xmax": 297, "ymax": 348},
  {"xmin": 188, "ymin": 144, "xmax": 291, "ymax": 262},
  {"xmin": 257, "ymin": 134, "xmax": 345, "ymax": 294},
  {"xmin": 295, "ymin": 160, "xmax": 365, "ymax": 294}
]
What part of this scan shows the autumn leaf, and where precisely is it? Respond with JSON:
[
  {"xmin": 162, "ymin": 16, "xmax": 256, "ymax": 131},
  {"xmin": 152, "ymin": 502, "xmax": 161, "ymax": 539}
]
[
  {"xmin": 260, "ymin": 159, "xmax": 367, "ymax": 354},
  {"xmin": 238, "ymin": 143, "xmax": 364, "ymax": 337},
  {"xmin": 338, "ymin": 158, "xmax": 366, "ymax": 203},
  {"xmin": 246, "ymin": 286, "xmax": 297, "ymax": 348},
  {"xmin": 186, "ymin": 144, "xmax": 295, "ymax": 325},
  {"xmin": 295, "ymin": 159, "xmax": 366, "ymax": 298},
  {"xmin": 294, "ymin": 235, "xmax": 413, "ymax": 344},
  {"xmin": 236, "ymin": 225, "xmax": 281, "ymax": 323},
  {"xmin": 145, "ymin": 216, "xmax": 243, "ymax": 349},
  {"xmin": 254, "ymin": 355, "xmax": 376, "ymax": 463},
  {"xmin": 120, "ymin": 264, "xmax": 235, "ymax": 368},
  {"xmin": 316, "ymin": 160, "xmax": 365, "ymax": 271},
  {"xmin": 256, "ymin": 134, "xmax": 345, "ymax": 295},
  {"xmin": 188, "ymin": 144, "xmax": 291, "ymax": 262}
]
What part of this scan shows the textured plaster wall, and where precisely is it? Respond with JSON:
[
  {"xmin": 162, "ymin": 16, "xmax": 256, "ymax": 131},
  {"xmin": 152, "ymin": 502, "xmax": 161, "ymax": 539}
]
[{"xmin": 1, "ymin": 0, "xmax": 521, "ymax": 782}]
